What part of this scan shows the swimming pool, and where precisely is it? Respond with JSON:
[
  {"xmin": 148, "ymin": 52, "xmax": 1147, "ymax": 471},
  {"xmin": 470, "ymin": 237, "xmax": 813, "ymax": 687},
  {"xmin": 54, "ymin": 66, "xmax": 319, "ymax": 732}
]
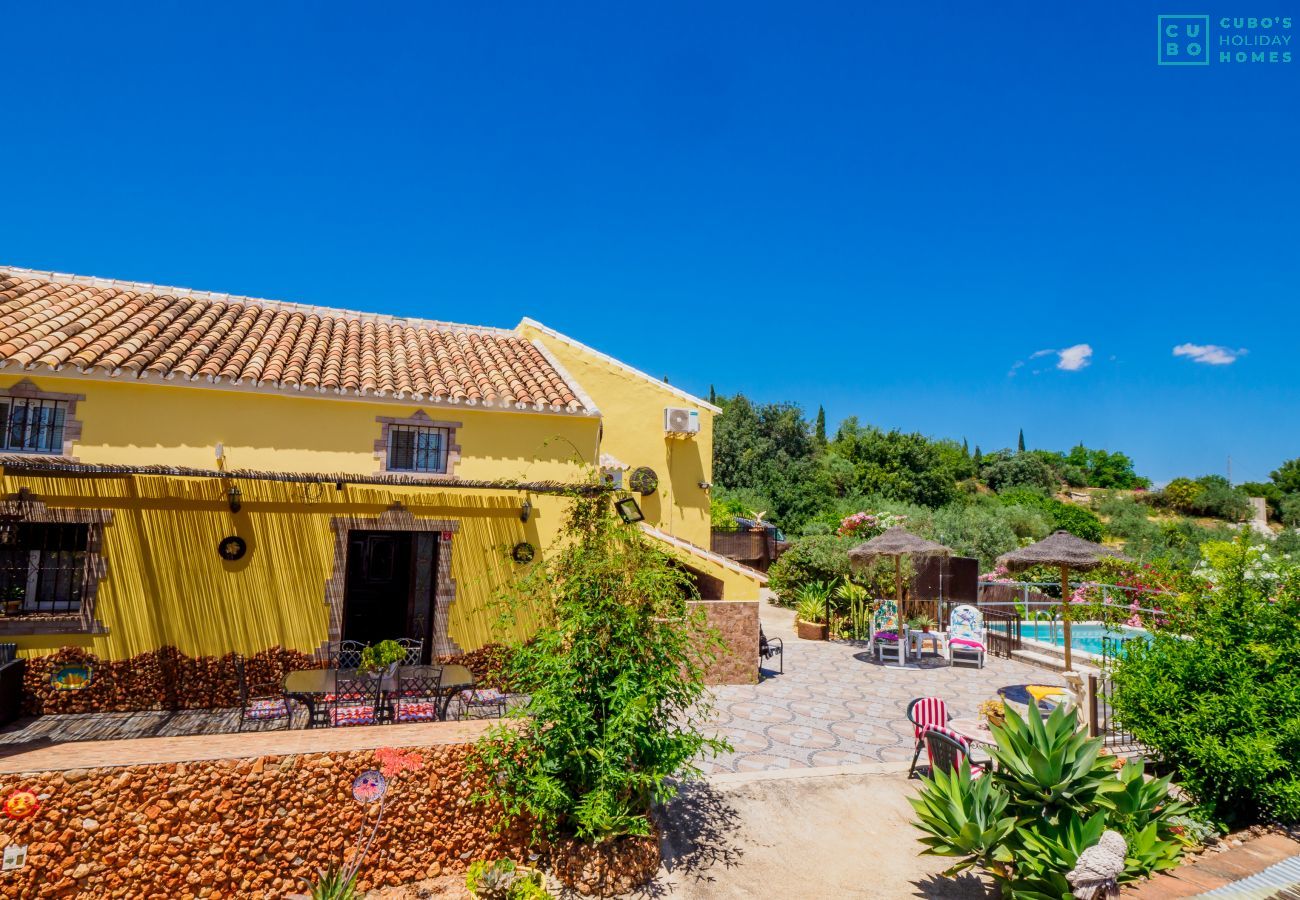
[{"xmin": 1018, "ymin": 621, "xmax": 1152, "ymax": 657}]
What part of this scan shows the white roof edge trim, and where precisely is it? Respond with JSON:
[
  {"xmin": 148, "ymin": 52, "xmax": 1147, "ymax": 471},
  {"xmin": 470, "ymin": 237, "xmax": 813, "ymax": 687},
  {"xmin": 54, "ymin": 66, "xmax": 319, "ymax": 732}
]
[
  {"xmin": 638, "ymin": 523, "xmax": 769, "ymax": 585},
  {"xmin": 519, "ymin": 317, "xmax": 723, "ymax": 414},
  {"xmin": 529, "ymin": 338, "xmax": 602, "ymax": 417}
]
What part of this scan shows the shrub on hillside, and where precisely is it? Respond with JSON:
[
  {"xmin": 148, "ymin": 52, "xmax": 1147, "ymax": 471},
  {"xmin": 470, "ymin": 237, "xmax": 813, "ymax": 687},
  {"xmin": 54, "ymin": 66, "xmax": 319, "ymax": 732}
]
[
  {"xmin": 998, "ymin": 489, "xmax": 1104, "ymax": 542},
  {"xmin": 1155, "ymin": 476, "xmax": 1252, "ymax": 522},
  {"xmin": 982, "ymin": 452, "xmax": 1060, "ymax": 494},
  {"xmin": 1109, "ymin": 537, "xmax": 1300, "ymax": 824},
  {"xmin": 767, "ymin": 534, "xmax": 854, "ymax": 603}
]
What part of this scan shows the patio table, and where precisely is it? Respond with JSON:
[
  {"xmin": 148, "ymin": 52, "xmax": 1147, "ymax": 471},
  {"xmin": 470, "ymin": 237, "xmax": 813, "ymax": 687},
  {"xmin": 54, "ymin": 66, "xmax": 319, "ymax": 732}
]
[
  {"xmin": 907, "ymin": 630, "xmax": 946, "ymax": 660},
  {"xmin": 946, "ymin": 716, "xmax": 998, "ymax": 749},
  {"xmin": 283, "ymin": 664, "xmax": 477, "ymax": 728}
]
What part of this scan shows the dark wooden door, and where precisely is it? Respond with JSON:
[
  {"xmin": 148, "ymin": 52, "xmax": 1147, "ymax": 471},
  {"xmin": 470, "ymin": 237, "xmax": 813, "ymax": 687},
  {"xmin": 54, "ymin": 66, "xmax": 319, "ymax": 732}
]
[{"xmin": 343, "ymin": 531, "xmax": 413, "ymax": 647}]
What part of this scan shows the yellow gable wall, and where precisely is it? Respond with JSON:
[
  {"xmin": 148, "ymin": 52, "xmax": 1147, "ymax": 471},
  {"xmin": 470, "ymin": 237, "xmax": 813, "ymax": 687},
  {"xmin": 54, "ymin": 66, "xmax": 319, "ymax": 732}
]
[{"xmin": 519, "ymin": 325, "xmax": 715, "ymax": 549}]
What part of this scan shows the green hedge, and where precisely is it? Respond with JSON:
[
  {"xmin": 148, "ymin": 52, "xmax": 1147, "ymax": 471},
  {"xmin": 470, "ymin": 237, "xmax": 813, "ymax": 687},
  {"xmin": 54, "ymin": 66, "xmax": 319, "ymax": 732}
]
[{"xmin": 1109, "ymin": 541, "xmax": 1300, "ymax": 824}]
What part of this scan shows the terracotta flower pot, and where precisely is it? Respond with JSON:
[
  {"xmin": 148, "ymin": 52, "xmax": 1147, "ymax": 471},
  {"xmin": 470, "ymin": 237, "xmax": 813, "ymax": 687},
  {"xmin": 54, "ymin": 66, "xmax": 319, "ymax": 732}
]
[{"xmin": 796, "ymin": 619, "xmax": 829, "ymax": 641}]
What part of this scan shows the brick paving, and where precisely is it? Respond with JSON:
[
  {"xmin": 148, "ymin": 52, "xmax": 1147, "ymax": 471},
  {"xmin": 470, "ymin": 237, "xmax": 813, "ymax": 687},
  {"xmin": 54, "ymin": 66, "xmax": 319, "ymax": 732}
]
[
  {"xmin": 697, "ymin": 602, "xmax": 1067, "ymax": 775},
  {"xmin": 1122, "ymin": 834, "xmax": 1300, "ymax": 898}
]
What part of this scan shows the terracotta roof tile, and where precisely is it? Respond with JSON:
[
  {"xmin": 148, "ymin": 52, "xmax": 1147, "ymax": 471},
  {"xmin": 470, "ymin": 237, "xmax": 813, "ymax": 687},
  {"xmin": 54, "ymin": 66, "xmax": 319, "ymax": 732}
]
[{"xmin": 0, "ymin": 268, "xmax": 593, "ymax": 414}]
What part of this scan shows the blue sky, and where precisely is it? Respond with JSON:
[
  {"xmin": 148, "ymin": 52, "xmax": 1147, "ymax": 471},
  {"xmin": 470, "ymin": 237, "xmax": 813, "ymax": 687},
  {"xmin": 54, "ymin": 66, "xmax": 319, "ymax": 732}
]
[{"xmin": 2, "ymin": 2, "xmax": 1296, "ymax": 483}]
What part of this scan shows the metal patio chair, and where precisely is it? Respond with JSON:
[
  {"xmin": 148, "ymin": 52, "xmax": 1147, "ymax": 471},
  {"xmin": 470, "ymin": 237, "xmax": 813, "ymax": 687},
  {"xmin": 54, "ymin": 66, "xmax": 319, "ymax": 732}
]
[
  {"xmin": 329, "ymin": 669, "xmax": 383, "ymax": 727},
  {"xmin": 392, "ymin": 666, "xmax": 444, "ymax": 723},
  {"xmin": 395, "ymin": 637, "xmax": 424, "ymax": 666},
  {"xmin": 906, "ymin": 696, "xmax": 951, "ymax": 777},
  {"xmin": 922, "ymin": 725, "xmax": 985, "ymax": 778},
  {"xmin": 234, "ymin": 656, "xmax": 292, "ymax": 732}
]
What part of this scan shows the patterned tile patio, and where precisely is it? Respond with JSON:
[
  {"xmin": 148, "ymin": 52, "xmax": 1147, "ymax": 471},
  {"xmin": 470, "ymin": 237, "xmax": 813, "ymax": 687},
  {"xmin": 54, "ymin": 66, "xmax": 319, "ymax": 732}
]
[{"xmin": 696, "ymin": 602, "xmax": 1066, "ymax": 775}]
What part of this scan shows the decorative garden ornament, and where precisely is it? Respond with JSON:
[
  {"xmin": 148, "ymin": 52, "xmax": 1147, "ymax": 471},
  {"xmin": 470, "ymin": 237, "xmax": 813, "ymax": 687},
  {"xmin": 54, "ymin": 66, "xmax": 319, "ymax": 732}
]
[{"xmin": 1066, "ymin": 830, "xmax": 1127, "ymax": 899}]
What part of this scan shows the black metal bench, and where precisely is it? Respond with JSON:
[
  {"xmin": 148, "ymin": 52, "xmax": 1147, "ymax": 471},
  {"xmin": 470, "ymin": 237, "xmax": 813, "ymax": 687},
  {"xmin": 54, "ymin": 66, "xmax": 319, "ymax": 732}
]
[{"xmin": 759, "ymin": 627, "xmax": 783, "ymax": 674}]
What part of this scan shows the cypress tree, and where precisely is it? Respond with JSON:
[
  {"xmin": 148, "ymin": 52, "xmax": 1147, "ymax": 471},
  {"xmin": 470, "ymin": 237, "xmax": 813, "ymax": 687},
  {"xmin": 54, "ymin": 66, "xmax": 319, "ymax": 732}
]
[
  {"xmin": 1017, "ymin": 429, "xmax": 1026, "ymax": 453},
  {"xmin": 961, "ymin": 437, "xmax": 969, "ymax": 456},
  {"xmin": 974, "ymin": 445, "xmax": 983, "ymax": 468},
  {"xmin": 708, "ymin": 384, "xmax": 716, "ymax": 405},
  {"xmin": 814, "ymin": 406, "xmax": 827, "ymax": 447}
]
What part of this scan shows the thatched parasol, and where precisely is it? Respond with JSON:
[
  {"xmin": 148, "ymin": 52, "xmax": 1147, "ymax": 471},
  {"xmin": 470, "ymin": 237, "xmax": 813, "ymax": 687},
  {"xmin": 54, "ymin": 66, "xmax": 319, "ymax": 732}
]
[
  {"xmin": 997, "ymin": 531, "xmax": 1128, "ymax": 672},
  {"xmin": 849, "ymin": 527, "xmax": 952, "ymax": 622}
]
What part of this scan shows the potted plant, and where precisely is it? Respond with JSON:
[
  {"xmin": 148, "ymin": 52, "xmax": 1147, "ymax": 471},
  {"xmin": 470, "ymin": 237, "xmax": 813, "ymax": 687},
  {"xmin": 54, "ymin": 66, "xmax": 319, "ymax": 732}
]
[
  {"xmin": 794, "ymin": 582, "xmax": 830, "ymax": 641},
  {"xmin": 358, "ymin": 639, "xmax": 405, "ymax": 676},
  {"xmin": 979, "ymin": 698, "xmax": 1006, "ymax": 728}
]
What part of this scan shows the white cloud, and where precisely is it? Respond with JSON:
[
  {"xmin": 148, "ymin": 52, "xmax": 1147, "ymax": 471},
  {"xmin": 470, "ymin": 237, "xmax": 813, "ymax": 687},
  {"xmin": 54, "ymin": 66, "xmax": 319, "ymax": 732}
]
[
  {"xmin": 1173, "ymin": 343, "xmax": 1246, "ymax": 365},
  {"xmin": 1056, "ymin": 344, "xmax": 1093, "ymax": 371},
  {"xmin": 1009, "ymin": 343, "xmax": 1093, "ymax": 376}
]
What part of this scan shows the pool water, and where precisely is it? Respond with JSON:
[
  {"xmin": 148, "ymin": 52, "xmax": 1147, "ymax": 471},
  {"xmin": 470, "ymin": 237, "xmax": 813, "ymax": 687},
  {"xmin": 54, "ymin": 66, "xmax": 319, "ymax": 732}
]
[{"xmin": 1019, "ymin": 621, "xmax": 1152, "ymax": 657}]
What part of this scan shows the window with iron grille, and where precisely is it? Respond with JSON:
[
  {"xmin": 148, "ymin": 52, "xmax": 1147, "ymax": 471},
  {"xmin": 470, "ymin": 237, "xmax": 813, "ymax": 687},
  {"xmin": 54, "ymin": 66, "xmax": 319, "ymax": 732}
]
[
  {"xmin": 0, "ymin": 397, "xmax": 67, "ymax": 454},
  {"xmin": 387, "ymin": 425, "xmax": 451, "ymax": 474},
  {"xmin": 0, "ymin": 523, "xmax": 89, "ymax": 614}
]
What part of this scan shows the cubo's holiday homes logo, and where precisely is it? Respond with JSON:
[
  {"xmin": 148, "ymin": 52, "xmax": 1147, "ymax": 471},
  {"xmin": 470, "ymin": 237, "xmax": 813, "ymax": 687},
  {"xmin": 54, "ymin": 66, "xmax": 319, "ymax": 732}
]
[{"xmin": 1158, "ymin": 14, "xmax": 1293, "ymax": 65}]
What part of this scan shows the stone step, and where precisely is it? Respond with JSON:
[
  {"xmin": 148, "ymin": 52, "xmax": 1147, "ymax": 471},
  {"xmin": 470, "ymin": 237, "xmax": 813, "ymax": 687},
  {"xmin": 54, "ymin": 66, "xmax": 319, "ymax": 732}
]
[{"xmin": 1010, "ymin": 648, "xmax": 1100, "ymax": 676}]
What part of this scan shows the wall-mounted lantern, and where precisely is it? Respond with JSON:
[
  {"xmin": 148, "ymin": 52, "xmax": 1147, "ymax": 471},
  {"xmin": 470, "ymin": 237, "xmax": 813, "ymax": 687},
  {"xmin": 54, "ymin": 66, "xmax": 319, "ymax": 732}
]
[
  {"xmin": 227, "ymin": 485, "xmax": 243, "ymax": 514},
  {"xmin": 615, "ymin": 497, "xmax": 644, "ymax": 524},
  {"xmin": 520, "ymin": 498, "xmax": 532, "ymax": 523}
]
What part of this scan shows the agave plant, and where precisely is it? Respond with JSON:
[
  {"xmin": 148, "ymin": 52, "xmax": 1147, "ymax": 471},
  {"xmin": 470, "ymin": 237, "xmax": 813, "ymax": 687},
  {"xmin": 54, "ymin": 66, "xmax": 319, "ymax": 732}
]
[
  {"xmin": 1006, "ymin": 810, "xmax": 1106, "ymax": 899},
  {"xmin": 909, "ymin": 702, "xmax": 1189, "ymax": 896},
  {"xmin": 908, "ymin": 760, "xmax": 1017, "ymax": 878},
  {"xmin": 794, "ymin": 581, "xmax": 831, "ymax": 625},
  {"xmin": 988, "ymin": 705, "xmax": 1119, "ymax": 819},
  {"xmin": 307, "ymin": 865, "xmax": 358, "ymax": 900}
]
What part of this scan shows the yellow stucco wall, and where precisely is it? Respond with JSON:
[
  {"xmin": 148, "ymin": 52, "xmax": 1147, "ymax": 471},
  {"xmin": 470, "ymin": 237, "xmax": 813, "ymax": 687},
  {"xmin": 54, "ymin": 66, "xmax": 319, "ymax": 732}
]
[
  {"xmin": 0, "ymin": 375, "xmax": 599, "ymax": 481},
  {"xmin": 519, "ymin": 323, "xmax": 716, "ymax": 549}
]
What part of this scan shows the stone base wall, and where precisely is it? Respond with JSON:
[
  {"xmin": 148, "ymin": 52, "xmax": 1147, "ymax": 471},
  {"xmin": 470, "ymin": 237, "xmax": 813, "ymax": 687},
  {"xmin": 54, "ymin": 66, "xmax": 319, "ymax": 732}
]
[
  {"xmin": 0, "ymin": 743, "xmax": 529, "ymax": 898},
  {"xmin": 23, "ymin": 644, "xmax": 514, "ymax": 716},
  {"xmin": 688, "ymin": 600, "xmax": 759, "ymax": 685}
]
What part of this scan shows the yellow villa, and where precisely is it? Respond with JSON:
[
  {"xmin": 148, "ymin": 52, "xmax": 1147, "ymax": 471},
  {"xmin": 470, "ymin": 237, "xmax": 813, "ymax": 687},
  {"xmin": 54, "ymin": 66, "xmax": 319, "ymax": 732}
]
[{"xmin": 0, "ymin": 266, "xmax": 763, "ymax": 687}]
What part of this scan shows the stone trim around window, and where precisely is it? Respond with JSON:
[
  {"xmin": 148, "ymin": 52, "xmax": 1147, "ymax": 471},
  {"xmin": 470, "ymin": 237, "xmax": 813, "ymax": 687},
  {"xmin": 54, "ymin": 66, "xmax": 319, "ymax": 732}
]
[
  {"xmin": 373, "ymin": 410, "xmax": 463, "ymax": 479},
  {"xmin": 322, "ymin": 508, "xmax": 463, "ymax": 658},
  {"xmin": 0, "ymin": 495, "xmax": 111, "ymax": 636},
  {"xmin": 0, "ymin": 379, "xmax": 86, "ymax": 459}
]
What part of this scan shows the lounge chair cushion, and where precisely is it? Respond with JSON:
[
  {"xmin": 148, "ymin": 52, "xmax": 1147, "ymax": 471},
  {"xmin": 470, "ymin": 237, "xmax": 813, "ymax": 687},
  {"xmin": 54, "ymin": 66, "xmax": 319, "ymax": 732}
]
[
  {"xmin": 874, "ymin": 630, "xmax": 900, "ymax": 642},
  {"xmin": 949, "ymin": 638, "xmax": 985, "ymax": 651}
]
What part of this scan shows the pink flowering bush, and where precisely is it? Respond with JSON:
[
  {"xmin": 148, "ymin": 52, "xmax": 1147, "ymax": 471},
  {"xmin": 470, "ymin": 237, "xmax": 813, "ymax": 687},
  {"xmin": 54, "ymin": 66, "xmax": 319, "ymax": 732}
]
[{"xmin": 837, "ymin": 510, "xmax": 908, "ymax": 539}]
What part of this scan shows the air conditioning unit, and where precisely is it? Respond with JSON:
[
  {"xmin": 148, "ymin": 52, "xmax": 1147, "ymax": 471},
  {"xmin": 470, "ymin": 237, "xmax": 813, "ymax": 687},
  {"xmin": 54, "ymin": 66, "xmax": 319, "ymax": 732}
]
[{"xmin": 664, "ymin": 407, "xmax": 700, "ymax": 434}]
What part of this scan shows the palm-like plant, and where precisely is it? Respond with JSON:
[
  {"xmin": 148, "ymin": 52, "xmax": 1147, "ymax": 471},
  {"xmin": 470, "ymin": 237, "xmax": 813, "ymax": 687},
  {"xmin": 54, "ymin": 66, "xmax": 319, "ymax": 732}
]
[{"xmin": 833, "ymin": 581, "xmax": 871, "ymax": 638}]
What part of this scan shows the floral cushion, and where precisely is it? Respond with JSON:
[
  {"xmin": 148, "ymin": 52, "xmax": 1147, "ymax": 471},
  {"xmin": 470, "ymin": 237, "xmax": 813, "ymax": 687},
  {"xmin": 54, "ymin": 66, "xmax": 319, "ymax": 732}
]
[
  {"xmin": 465, "ymin": 688, "xmax": 506, "ymax": 704},
  {"xmin": 396, "ymin": 701, "xmax": 440, "ymax": 722},
  {"xmin": 873, "ymin": 630, "xmax": 900, "ymax": 643},
  {"xmin": 245, "ymin": 698, "xmax": 289, "ymax": 719},
  {"xmin": 330, "ymin": 706, "xmax": 378, "ymax": 726},
  {"xmin": 949, "ymin": 638, "xmax": 985, "ymax": 651}
]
